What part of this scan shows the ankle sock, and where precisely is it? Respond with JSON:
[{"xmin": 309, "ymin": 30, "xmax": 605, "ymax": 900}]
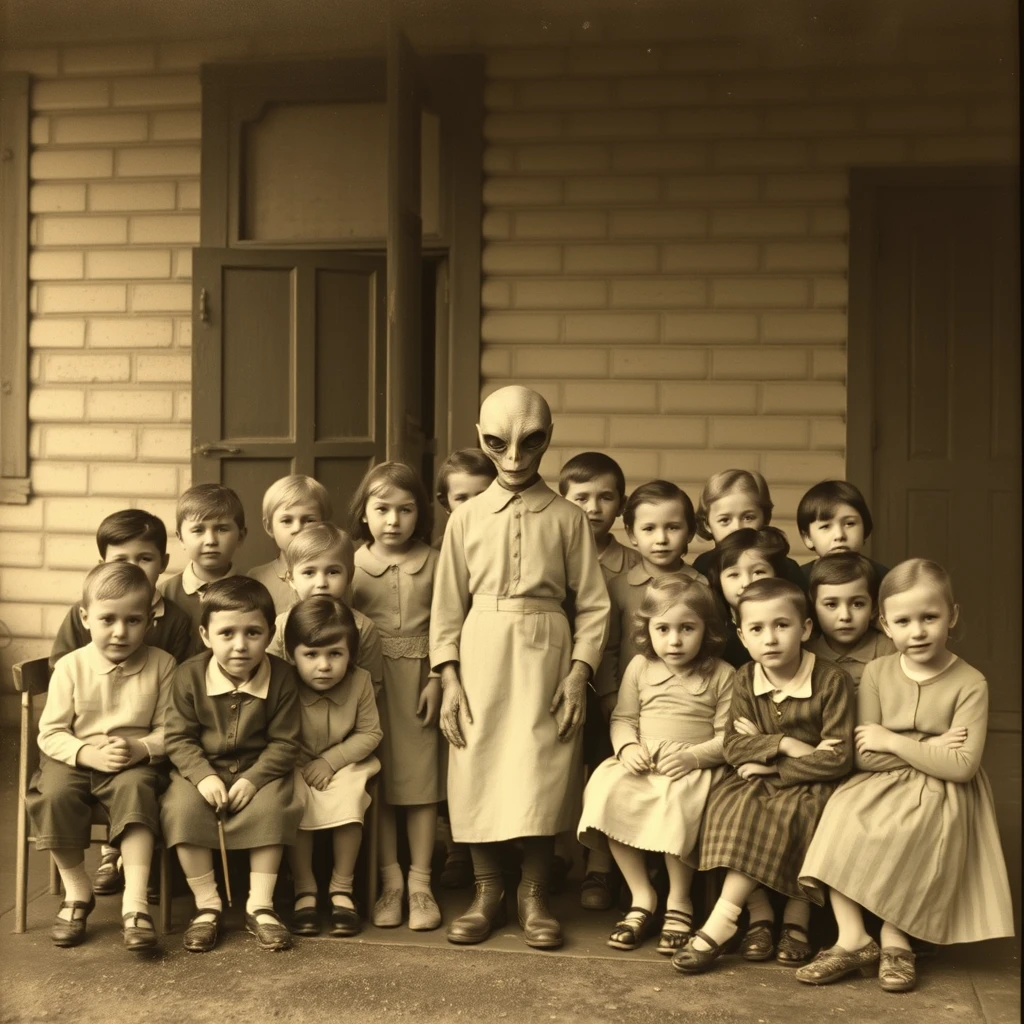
[
  {"xmin": 746, "ymin": 886, "xmax": 774, "ymax": 924},
  {"xmin": 330, "ymin": 872, "xmax": 355, "ymax": 909},
  {"xmin": 783, "ymin": 896, "xmax": 811, "ymax": 931},
  {"xmin": 122, "ymin": 862, "xmax": 151, "ymax": 920},
  {"xmin": 695, "ymin": 897, "xmax": 742, "ymax": 950},
  {"xmin": 246, "ymin": 871, "xmax": 278, "ymax": 915},
  {"xmin": 407, "ymin": 866, "xmax": 432, "ymax": 896},
  {"xmin": 186, "ymin": 870, "xmax": 222, "ymax": 920},
  {"xmin": 58, "ymin": 862, "xmax": 92, "ymax": 914},
  {"xmin": 380, "ymin": 861, "xmax": 404, "ymax": 894}
]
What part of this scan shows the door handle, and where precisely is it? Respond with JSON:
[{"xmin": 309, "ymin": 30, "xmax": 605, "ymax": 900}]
[{"xmin": 193, "ymin": 443, "xmax": 243, "ymax": 456}]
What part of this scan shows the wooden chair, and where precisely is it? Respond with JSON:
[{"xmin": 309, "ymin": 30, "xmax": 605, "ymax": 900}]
[{"xmin": 14, "ymin": 657, "xmax": 173, "ymax": 934}]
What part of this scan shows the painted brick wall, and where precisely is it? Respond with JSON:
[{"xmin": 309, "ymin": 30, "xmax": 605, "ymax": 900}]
[
  {"xmin": 478, "ymin": 44, "xmax": 1018, "ymax": 557},
  {"xmin": 0, "ymin": 42, "xmax": 204, "ymax": 678}
]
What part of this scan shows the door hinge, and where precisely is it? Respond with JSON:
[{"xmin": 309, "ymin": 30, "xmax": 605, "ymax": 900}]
[{"xmin": 198, "ymin": 287, "xmax": 210, "ymax": 324}]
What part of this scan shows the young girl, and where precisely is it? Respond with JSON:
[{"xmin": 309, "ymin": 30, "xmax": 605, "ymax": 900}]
[
  {"xmin": 285, "ymin": 596, "xmax": 383, "ymax": 938},
  {"xmin": 161, "ymin": 576, "xmax": 302, "ymax": 953},
  {"xmin": 595, "ymin": 481, "xmax": 707, "ymax": 705},
  {"xmin": 805, "ymin": 553, "xmax": 895, "ymax": 692},
  {"xmin": 349, "ymin": 462, "xmax": 443, "ymax": 932},
  {"xmin": 672, "ymin": 577, "xmax": 854, "ymax": 976},
  {"xmin": 578, "ymin": 577, "xmax": 734, "ymax": 954},
  {"xmin": 710, "ymin": 526, "xmax": 792, "ymax": 669},
  {"xmin": 692, "ymin": 469, "xmax": 805, "ymax": 588},
  {"xmin": 797, "ymin": 559, "xmax": 1013, "ymax": 992}
]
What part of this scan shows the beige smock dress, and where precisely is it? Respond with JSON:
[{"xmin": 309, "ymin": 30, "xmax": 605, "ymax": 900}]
[
  {"xmin": 296, "ymin": 665, "xmax": 383, "ymax": 830},
  {"xmin": 578, "ymin": 655, "xmax": 734, "ymax": 862},
  {"xmin": 352, "ymin": 541, "xmax": 442, "ymax": 806},
  {"xmin": 799, "ymin": 654, "xmax": 1014, "ymax": 944},
  {"xmin": 430, "ymin": 478, "xmax": 610, "ymax": 844}
]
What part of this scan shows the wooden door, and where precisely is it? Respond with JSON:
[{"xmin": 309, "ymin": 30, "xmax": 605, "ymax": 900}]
[
  {"xmin": 191, "ymin": 248, "xmax": 386, "ymax": 566},
  {"xmin": 862, "ymin": 175, "xmax": 1021, "ymax": 920}
]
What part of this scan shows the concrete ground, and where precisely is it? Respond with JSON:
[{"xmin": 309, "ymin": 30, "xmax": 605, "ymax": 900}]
[{"xmin": 1, "ymin": 731, "xmax": 1019, "ymax": 1024}]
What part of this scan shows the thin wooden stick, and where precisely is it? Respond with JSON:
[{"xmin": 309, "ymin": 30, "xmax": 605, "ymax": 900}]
[{"xmin": 217, "ymin": 810, "xmax": 232, "ymax": 907}]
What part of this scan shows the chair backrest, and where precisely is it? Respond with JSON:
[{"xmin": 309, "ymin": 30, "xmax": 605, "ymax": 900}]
[{"xmin": 14, "ymin": 658, "xmax": 51, "ymax": 786}]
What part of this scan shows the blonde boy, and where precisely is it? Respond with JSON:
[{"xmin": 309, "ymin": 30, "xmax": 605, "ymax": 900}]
[
  {"xmin": 27, "ymin": 562, "xmax": 175, "ymax": 951},
  {"xmin": 161, "ymin": 483, "xmax": 247, "ymax": 642},
  {"xmin": 247, "ymin": 475, "xmax": 332, "ymax": 614},
  {"xmin": 266, "ymin": 522, "xmax": 384, "ymax": 690}
]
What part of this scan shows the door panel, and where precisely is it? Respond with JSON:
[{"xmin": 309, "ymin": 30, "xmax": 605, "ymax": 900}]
[{"xmin": 192, "ymin": 248, "xmax": 386, "ymax": 566}]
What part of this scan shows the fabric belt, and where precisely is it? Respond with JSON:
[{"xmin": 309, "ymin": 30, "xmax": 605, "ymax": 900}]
[{"xmin": 470, "ymin": 595, "xmax": 564, "ymax": 614}]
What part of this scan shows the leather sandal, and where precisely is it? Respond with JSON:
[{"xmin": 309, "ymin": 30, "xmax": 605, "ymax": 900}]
[
  {"xmin": 51, "ymin": 894, "xmax": 96, "ymax": 947},
  {"xmin": 93, "ymin": 848, "xmax": 124, "ymax": 896},
  {"xmin": 290, "ymin": 892, "xmax": 321, "ymax": 936},
  {"xmin": 580, "ymin": 871, "xmax": 616, "ymax": 912},
  {"xmin": 183, "ymin": 908, "xmax": 221, "ymax": 953},
  {"xmin": 879, "ymin": 947, "xmax": 917, "ymax": 992},
  {"xmin": 776, "ymin": 922, "xmax": 813, "ymax": 965},
  {"xmin": 328, "ymin": 891, "xmax": 362, "ymax": 937},
  {"xmin": 122, "ymin": 911, "xmax": 158, "ymax": 951},
  {"xmin": 607, "ymin": 906, "xmax": 656, "ymax": 951},
  {"xmin": 246, "ymin": 907, "xmax": 294, "ymax": 951},
  {"xmin": 656, "ymin": 909, "xmax": 693, "ymax": 956},
  {"xmin": 739, "ymin": 919, "xmax": 776, "ymax": 961},
  {"xmin": 671, "ymin": 929, "xmax": 732, "ymax": 975},
  {"xmin": 795, "ymin": 939, "xmax": 880, "ymax": 985}
]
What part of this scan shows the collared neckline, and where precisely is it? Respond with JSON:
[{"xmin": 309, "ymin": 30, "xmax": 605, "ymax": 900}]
[
  {"xmin": 753, "ymin": 650, "xmax": 816, "ymax": 702},
  {"xmin": 599, "ymin": 536, "xmax": 628, "ymax": 574},
  {"xmin": 808, "ymin": 628, "xmax": 883, "ymax": 665},
  {"xmin": 476, "ymin": 477, "xmax": 556, "ymax": 515},
  {"xmin": 86, "ymin": 643, "xmax": 149, "ymax": 676},
  {"xmin": 182, "ymin": 561, "xmax": 233, "ymax": 596},
  {"xmin": 297, "ymin": 675, "xmax": 354, "ymax": 706},
  {"xmin": 205, "ymin": 655, "xmax": 271, "ymax": 698},
  {"xmin": 151, "ymin": 592, "xmax": 165, "ymax": 623},
  {"xmin": 627, "ymin": 562, "xmax": 655, "ymax": 587},
  {"xmin": 355, "ymin": 540, "xmax": 432, "ymax": 577}
]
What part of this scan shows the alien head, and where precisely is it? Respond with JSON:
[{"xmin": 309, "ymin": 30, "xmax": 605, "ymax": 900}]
[{"xmin": 477, "ymin": 386, "xmax": 553, "ymax": 491}]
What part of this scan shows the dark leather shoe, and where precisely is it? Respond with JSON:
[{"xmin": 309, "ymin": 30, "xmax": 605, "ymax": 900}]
[
  {"xmin": 517, "ymin": 881, "xmax": 562, "ymax": 949},
  {"xmin": 447, "ymin": 881, "xmax": 507, "ymax": 945},
  {"xmin": 290, "ymin": 893, "xmax": 321, "ymax": 937},
  {"xmin": 183, "ymin": 908, "xmax": 221, "ymax": 953},
  {"xmin": 92, "ymin": 849, "xmax": 123, "ymax": 896},
  {"xmin": 328, "ymin": 892, "xmax": 362, "ymax": 938},
  {"xmin": 122, "ymin": 911, "xmax": 158, "ymax": 951},
  {"xmin": 51, "ymin": 894, "xmax": 96, "ymax": 947},
  {"xmin": 246, "ymin": 908, "xmax": 293, "ymax": 951}
]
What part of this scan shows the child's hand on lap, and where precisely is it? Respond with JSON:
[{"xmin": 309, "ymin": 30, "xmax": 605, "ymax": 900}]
[
  {"xmin": 619, "ymin": 742, "xmax": 652, "ymax": 775},
  {"xmin": 302, "ymin": 758, "xmax": 334, "ymax": 791},
  {"xmin": 105, "ymin": 735, "xmax": 148, "ymax": 767},
  {"xmin": 656, "ymin": 750, "xmax": 697, "ymax": 780},
  {"xmin": 737, "ymin": 762, "xmax": 776, "ymax": 781},
  {"xmin": 197, "ymin": 774, "xmax": 229, "ymax": 812},
  {"xmin": 77, "ymin": 741, "xmax": 131, "ymax": 773},
  {"xmin": 227, "ymin": 777, "xmax": 256, "ymax": 812},
  {"xmin": 854, "ymin": 723, "xmax": 894, "ymax": 754},
  {"xmin": 924, "ymin": 726, "xmax": 967, "ymax": 749},
  {"xmin": 417, "ymin": 676, "xmax": 441, "ymax": 728}
]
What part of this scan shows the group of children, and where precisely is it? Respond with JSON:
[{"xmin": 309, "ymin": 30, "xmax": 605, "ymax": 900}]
[{"xmin": 29, "ymin": 447, "xmax": 1013, "ymax": 994}]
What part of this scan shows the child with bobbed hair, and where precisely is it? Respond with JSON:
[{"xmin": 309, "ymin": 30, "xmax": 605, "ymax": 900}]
[
  {"xmin": 434, "ymin": 448, "xmax": 497, "ymax": 519},
  {"xmin": 247, "ymin": 474, "xmax": 332, "ymax": 614},
  {"xmin": 283, "ymin": 596, "xmax": 382, "ymax": 939},
  {"xmin": 796, "ymin": 480, "xmax": 887, "ymax": 584},
  {"xmin": 805, "ymin": 553, "xmax": 895, "ymax": 692}
]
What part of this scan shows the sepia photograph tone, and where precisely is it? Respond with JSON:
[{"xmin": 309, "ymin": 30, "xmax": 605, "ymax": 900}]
[{"xmin": 0, "ymin": 1, "xmax": 1018, "ymax": 1022}]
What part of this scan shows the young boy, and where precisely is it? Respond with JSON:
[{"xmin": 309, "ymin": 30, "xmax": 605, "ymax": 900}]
[
  {"xmin": 559, "ymin": 452, "xmax": 640, "ymax": 582},
  {"xmin": 160, "ymin": 576, "xmax": 303, "ymax": 953},
  {"xmin": 161, "ymin": 482, "xmax": 247, "ymax": 640},
  {"xmin": 49, "ymin": 509, "xmax": 192, "ymax": 898},
  {"xmin": 27, "ymin": 562, "xmax": 176, "ymax": 951},
  {"xmin": 265, "ymin": 523, "xmax": 384, "ymax": 690},
  {"xmin": 247, "ymin": 474, "xmax": 332, "ymax": 614},
  {"xmin": 805, "ymin": 552, "xmax": 895, "ymax": 692},
  {"xmin": 797, "ymin": 480, "xmax": 888, "ymax": 584},
  {"xmin": 50, "ymin": 509, "xmax": 192, "ymax": 671}
]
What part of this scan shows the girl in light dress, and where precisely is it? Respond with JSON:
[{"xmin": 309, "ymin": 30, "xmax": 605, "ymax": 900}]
[
  {"xmin": 797, "ymin": 559, "xmax": 1014, "ymax": 992},
  {"xmin": 286, "ymin": 596, "xmax": 382, "ymax": 938},
  {"xmin": 578, "ymin": 576, "xmax": 734, "ymax": 955},
  {"xmin": 349, "ymin": 462, "xmax": 443, "ymax": 932}
]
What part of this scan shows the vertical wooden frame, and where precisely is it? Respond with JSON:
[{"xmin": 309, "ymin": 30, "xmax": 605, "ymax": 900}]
[{"xmin": 0, "ymin": 71, "xmax": 30, "ymax": 503}]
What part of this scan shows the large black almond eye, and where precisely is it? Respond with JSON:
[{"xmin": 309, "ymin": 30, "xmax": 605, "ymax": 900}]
[
  {"xmin": 482, "ymin": 435, "xmax": 507, "ymax": 453},
  {"xmin": 522, "ymin": 430, "xmax": 547, "ymax": 449}
]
